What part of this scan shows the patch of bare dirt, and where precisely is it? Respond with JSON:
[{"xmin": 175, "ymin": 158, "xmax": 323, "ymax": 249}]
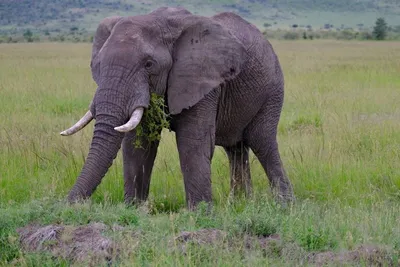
[
  {"xmin": 169, "ymin": 229, "xmax": 228, "ymax": 253},
  {"xmin": 309, "ymin": 245, "xmax": 397, "ymax": 267},
  {"xmin": 17, "ymin": 225, "xmax": 397, "ymax": 266},
  {"xmin": 172, "ymin": 229, "xmax": 397, "ymax": 266},
  {"xmin": 171, "ymin": 229, "xmax": 283, "ymax": 256},
  {"xmin": 243, "ymin": 233, "xmax": 282, "ymax": 250},
  {"xmin": 17, "ymin": 223, "xmax": 120, "ymax": 265}
]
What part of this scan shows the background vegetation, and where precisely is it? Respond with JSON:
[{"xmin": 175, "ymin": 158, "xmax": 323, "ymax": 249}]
[
  {"xmin": 1, "ymin": 0, "xmax": 400, "ymax": 42},
  {"xmin": 0, "ymin": 41, "xmax": 399, "ymax": 265}
]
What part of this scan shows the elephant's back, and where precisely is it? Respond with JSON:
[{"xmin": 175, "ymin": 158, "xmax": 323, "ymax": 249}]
[{"xmin": 211, "ymin": 12, "xmax": 264, "ymax": 50}]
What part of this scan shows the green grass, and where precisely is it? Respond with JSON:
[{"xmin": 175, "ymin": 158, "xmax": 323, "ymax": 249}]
[{"xmin": 0, "ymin": 41, "xmax": 400, "ymax": 265}]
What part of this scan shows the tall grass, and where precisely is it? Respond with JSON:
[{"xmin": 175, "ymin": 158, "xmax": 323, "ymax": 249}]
[{"xmin": 0, "ymin": 41, "xmax": 399, "ymax": 265}]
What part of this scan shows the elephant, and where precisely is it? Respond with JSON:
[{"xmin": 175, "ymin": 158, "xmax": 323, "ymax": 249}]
[{"xmin": 60, "ymin": 6, "xmax": 295, "ymax": 210}]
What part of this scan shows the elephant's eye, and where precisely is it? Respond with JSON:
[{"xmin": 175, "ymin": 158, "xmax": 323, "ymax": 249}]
[{"xmin": 144, "ymin": 60, "xmax": 153, "ymax": 70}]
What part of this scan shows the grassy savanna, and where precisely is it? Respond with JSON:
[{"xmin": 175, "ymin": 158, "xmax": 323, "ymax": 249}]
[{"xmin": 0, "ymin": 41, "xmax": 399, "ymax": 265}]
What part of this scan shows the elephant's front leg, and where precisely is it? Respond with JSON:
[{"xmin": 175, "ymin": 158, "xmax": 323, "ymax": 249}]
[
  {"xmin": 122, "ymin": 130, "xmax": 160, "ymax": 205},
  {"xmin": 174, "ymin": 93, "xmax": 218, "ymax": 210}
]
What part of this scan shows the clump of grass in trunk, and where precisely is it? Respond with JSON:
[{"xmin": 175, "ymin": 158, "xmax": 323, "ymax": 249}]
[{"xmin": 134, "ymin": 93, "xmax": 170, "ymax": 148}]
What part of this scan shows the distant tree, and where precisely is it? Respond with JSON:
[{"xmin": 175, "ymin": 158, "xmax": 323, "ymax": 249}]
[
  {"xmin": 373, "ymin": 17, "xmax": 388, "ymax": 40},
  {"xmin": 23, "ymin": 29, "xmax": 33, "ymax": 42},
  {"xmin": 302, "ymin": 31, "xmax": 307, "ymax": 39},
  {"xmin": 292, "ymin": 24, "xmax": 298, "ymax": 28},
  {"xmin": 263, "ymin": 23, "xmax": 271, "ymax": 28}
]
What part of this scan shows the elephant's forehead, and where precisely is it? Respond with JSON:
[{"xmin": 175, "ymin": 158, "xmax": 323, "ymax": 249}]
[
  {"xmin": 105, "ymin": 27, "xmax": 155, "ymax": 57},
  {"xmin": 113, "ymin": 16, "xmax": 161, "ymax": 39}
]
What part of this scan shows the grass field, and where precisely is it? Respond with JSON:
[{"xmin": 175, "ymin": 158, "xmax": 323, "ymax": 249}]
[{"xmin": 0, "ymin": 41, "xmax": 399, "ymax": 265}]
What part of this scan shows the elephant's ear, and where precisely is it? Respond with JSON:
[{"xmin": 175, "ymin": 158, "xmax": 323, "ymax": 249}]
[
  {"xmin": 167, "ymin": 18, "xmax": 246, "ymax": 115},
  {"xmin": 90, "ymin": 16, "xmax": 122, "ymax": 83}
]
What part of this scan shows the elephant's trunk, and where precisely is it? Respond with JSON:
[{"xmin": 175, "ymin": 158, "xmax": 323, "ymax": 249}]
[
  {"xmin": 67, "ymin": 103, "xmax": 125, "ymax": 202},
  {"xmin": 67, "ymin": 79, "xmax": 150, "ymax": 203}
]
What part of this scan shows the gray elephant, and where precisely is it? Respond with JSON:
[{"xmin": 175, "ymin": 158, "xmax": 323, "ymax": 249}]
[{"xmin": 60, "ymin": 7, "xmax": 295, "ymax": 209}]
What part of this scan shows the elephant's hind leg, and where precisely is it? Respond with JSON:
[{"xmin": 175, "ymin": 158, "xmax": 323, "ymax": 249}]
[
  {"xmin": 244, "ymin": 96, "xmax": 295, "ymax": 204},
  {"xmin": 224, "ymin": 142, "xmax": 252, "ymax": 197},
  {"xmin": 122, "ymin": 130, "xmax": 159, "ymax": 205}
]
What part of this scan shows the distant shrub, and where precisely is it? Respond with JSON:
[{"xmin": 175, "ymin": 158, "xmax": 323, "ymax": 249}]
[
  {"xmin": 336, "ymin": 29, "xmax": 356, "ymax": 40},
  {"xmin": 283, "ymin": 31, "xmax": 300, "ymax": 40},
  {"xmin": 392, "ymin": 25, "xmax": 400, "ymax": 33},
  {"xmin": 359, "ymin": 31, "xmax": 373, "ymax": 40}
]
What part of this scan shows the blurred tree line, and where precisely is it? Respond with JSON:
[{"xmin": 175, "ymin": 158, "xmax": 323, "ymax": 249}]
[
  {"xmin": 263, "ymin": 18, "xmax": 399, "ymax": 41},
  {"xmin": 0, "ymin": 17, "xmax": 398, "ymax": 43}
]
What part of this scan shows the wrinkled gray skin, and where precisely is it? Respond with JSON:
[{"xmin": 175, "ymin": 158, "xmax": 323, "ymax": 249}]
[{"xmin": 64, "ymin": 7, "xmax": 295, "ymax": 209}]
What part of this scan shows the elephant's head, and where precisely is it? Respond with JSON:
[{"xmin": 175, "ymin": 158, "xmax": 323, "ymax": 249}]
[{"xmin": 61, "ymin": 7, "xmax": 246, "ymax": 202}]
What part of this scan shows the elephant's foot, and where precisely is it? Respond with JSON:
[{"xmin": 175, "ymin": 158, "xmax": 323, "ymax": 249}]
[{"xmin": 272, "ymin": 188, "xmax": 295, "ymax": 207}]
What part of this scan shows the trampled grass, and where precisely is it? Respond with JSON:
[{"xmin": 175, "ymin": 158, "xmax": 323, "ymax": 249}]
[{"xmin": 0, "ymin": 41, "xmax": 399, "ymax": 265}]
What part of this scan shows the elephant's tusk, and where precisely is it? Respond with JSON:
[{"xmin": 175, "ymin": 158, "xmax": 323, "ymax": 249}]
[
  {"xmin": 60, "ymin": 110, "xmax": 94, "ymax": 136},
  {"xmin": 114, "ymin": 107, "xmax": 144, "ymax": 133}
]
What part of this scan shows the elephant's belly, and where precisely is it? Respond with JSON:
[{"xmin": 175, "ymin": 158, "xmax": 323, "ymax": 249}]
[
  {"xmin": 215, "ymin": 84, "xmax": 267, "ymax": 147},
  {"xmin": 215, "ymin": 111, "xmax": 257, "ymax": 146},
  {"xmin": 215, "ymin": 130, "xmax": 243, "ymax": 147},
  {"xmin": 215, "ymin": 102, "xmax": 263, "ymax": 147}
]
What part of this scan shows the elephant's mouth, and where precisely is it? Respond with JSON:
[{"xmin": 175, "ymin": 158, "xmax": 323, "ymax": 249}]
[{"xmin": 60, "ymin": 107, "xmax": 145, "ymax": 136}]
